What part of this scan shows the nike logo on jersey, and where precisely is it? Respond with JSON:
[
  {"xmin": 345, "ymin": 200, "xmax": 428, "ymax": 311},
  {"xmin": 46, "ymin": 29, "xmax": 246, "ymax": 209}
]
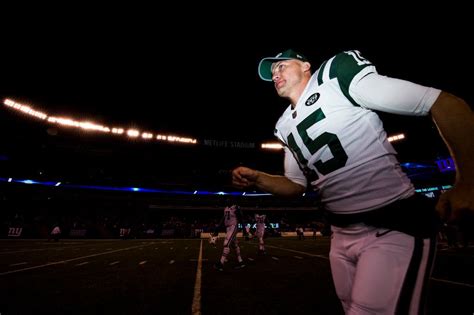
[
  {"xmin": 375, "ymin": 229, "xmax": 393, "ymax": 237},
  {"xmin": 305, "ymin": 92, "xmax": 320, "ymax": 106}
]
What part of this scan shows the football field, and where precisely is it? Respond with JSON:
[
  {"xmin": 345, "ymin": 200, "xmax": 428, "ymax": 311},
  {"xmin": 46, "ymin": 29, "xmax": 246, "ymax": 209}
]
[{"xmin": 0, "ymin": 237, "xmax": 472, "ymax": 314}]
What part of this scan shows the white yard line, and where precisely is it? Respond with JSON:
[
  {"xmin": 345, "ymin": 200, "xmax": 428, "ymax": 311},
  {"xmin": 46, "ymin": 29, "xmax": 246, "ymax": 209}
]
[
  {"xmin": 0, "ymin": 244, "xmax": 153, "ymax": 276},
  {"xmin": 191, "ymin": 240, "xmax": 203, "ymax": 315}
]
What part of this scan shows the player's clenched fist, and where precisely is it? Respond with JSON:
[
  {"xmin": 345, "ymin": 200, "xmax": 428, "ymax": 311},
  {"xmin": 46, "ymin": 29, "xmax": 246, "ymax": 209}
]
[{"xmin": 232, "ymin": 166, "xmax": 259, "ymax": 189}]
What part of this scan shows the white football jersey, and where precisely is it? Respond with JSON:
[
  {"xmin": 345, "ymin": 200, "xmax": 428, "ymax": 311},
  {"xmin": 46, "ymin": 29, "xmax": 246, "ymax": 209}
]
[
  {"xmin": 224, "ymin": 205, "xmax": 239, "ymax": 226},
  {"xmin": 274, "ymin": 50, "xmax": 441, "ymax": 214},
  {"xmin": 255, "ymin": 214, "xmax": 266, "ymax": 232}
]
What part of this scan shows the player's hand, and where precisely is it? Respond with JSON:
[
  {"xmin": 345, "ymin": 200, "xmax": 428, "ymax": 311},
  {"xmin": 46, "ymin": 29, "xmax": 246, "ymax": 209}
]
[
  {"xmin": 436, "ymin": 182, "xmax": 474, "ymax": 223},
  {"xmin": 232, "ymin": 166, "xmax": 259, "ymax": 189}
]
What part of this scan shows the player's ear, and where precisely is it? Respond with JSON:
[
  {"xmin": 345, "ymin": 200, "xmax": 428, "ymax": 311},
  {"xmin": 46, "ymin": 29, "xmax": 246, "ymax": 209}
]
[{"xmin": 302, "ymin": 61, "xmax": 311, "ymax": 72}]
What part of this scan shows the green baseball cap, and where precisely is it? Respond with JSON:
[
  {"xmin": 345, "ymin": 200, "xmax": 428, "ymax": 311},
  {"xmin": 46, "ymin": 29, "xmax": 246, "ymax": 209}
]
[{"xmin": 258, "ymin": 49, "xmax": 308, "ymax": 82}]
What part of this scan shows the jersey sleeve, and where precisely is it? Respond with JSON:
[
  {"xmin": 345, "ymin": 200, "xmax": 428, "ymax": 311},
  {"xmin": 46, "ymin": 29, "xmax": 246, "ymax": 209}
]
[
  {"xmin": 329, "ymin": 50, "xmax": 377, "ymax": 106},
  {"xmin": 349, "ymin": 72, "xmax": 441, "ymax": 116}
]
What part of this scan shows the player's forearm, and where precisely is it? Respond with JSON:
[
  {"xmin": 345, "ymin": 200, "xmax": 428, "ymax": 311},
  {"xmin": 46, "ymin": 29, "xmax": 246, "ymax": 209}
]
[
  {"xmin": 254, "ymin": 171, "xmax": 306, "ymax": 197},
  {"xmin": 430, "ymin": 91, "xmax": 474, "ymax": 183}
]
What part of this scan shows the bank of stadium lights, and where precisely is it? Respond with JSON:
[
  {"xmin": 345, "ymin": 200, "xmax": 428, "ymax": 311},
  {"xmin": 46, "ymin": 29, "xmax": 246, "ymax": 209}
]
[
  {"xmin": 155, "ymin": 134, "xmax": 197, "ymax": 144},
  {"xmin": 3, "ymin": 98, "xmax": 48, "ymax": 119},
  {"xmin": 47, "ymin": 116, "xmax": 111, "ymax": 133},
  {"xmin": 388, "ymin": 133, "xmax": 405, "ymax": 142},
  {"xmin": 261, "ymin": 142, "xmax": 283, "ymax": 150},
  {"xmin": 3, "ymin": 98, "xmax": 197, "ymax": 145}
]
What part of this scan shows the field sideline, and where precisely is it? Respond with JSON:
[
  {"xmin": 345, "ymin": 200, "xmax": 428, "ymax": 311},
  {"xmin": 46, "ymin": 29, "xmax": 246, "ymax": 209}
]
[{"xmin": 0, "ymin": 238, "xmax": 472, "ymax": 314}]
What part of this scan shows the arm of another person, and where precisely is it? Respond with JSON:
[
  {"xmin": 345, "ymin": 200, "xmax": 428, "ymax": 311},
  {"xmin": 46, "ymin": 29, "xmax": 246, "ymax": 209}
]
[{"xmin": 429, "ymin": 91, "xmax": 474, "ymax": 222}]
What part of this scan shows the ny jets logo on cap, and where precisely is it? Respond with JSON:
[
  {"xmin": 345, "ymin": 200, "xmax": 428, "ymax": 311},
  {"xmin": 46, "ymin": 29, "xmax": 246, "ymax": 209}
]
[{"xmin": 305, "ymin": 93, "xmax": 320, "ymax": 106}]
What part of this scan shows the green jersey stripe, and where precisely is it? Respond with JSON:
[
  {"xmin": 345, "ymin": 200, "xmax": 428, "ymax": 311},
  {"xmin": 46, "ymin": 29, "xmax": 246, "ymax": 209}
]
[
  {"xmin": 317, "ymin": 60, "xmax": 328, "ymax": 85},
  {"xmin": 329, "ymin": 50, "xmax": 372, "ymax": 106}
]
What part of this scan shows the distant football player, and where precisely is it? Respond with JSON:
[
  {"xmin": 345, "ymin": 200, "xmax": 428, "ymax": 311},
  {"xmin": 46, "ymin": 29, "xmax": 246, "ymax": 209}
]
[
  {"xmin": 213, "ymin": 204, "xmax": 246, "ymax": 271},
  {"xmin": 254, "ymin": 213, "xmax": 267, "ymax": 254},
  {"xmin": 50, "ymin": 225, "xmax": 61, "ymax": 242}
]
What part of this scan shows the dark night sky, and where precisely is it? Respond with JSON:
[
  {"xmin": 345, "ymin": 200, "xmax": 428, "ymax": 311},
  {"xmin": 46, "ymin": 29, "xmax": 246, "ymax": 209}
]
[{"xmin": 1, "ymin": 13, "xmax": 472, "ymax": 152}]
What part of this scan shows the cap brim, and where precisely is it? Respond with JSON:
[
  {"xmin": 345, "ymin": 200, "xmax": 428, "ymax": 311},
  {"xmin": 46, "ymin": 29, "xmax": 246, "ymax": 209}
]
[{"xmin": 258, "ymin": 57, "xmax": 291, "ymax": 82}]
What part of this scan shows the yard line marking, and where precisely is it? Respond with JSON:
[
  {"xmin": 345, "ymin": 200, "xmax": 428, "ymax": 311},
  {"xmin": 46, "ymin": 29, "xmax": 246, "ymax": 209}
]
[
  {"xmin": 139, "ymin": 261, "xmax": 147, "ymax": 265},
  {"xmin": 75, "ymin": 262, "xmax": 89, "ymax": 266},
  {"xmin": 0, "ymin": 244, "xmax": 153, "ymax": 276},
  {"xmin": 247, "ymin": 258, "xmax": 254, "ymax": 262},
  {"xmin": 109, "ymin": 261, "xmax": 120, "ymax": 266},
  {"xmin": 0, "ymin": 242, "xmax": 105, "ymax": 255},
  {"xmin": 191, "ymin": 240, "xmax": 203, "ymax": 315},
  {"xmin": 271, "ymin": 257, "xmax": 279, "ymax": 261},
  {"xmin": 169, "ymin": 260, "xmax": 175, "ymax": 264},
  {"xmin": 10, "ymin": 262, "xmax": 28, "ymax": 266},
  {"xmin": 431, "ymin": 277, "xmax": 474, "ymax": 288}
]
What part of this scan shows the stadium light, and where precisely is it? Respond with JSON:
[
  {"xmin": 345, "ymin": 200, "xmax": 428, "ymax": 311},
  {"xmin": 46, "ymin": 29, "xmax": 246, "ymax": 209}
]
[
  {"xmin": 387, "ymin": 133, "xmax": 405, "ymax": 142},
  {"xmin": 261, "ymin": 142, "xmax": 283, "ymax": 150}
]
